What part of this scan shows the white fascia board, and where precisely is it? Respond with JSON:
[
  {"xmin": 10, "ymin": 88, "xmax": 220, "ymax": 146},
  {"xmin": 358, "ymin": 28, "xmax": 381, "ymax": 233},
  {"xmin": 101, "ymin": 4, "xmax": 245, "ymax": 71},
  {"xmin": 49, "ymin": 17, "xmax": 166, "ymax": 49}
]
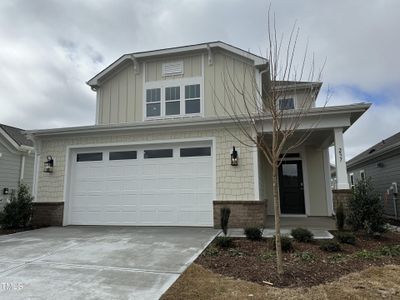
[
  {"xmin": 27, "ymin": 103, "xmax": 370, "ymax": 138},
  {"xmin": 87, "ymin": 42, "xmax": 267, "ymax": 86}
]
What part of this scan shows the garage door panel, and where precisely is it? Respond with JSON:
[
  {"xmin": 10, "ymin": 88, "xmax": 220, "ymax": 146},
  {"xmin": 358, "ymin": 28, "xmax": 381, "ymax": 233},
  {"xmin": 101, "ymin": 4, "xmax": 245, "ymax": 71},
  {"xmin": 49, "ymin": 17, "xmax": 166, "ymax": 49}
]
[{"xmin": 69, "ymin": 143, "xmax": 213, "ymax": 226}]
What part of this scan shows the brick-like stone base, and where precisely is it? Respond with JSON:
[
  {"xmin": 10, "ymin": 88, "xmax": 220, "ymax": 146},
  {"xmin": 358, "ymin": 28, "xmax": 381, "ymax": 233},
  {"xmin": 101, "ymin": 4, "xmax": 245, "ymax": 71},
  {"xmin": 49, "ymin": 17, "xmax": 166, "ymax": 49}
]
[
  {"xmin": 213, "ymin": 200, "xmax": 267, "ymax": 228},
  {"xmin": 32, "ymin": 202, "xmax": 64, "ymax": 226},
  {"xmin": 332, "ymin": 189, "xmax": 352, "ymax": 213}
]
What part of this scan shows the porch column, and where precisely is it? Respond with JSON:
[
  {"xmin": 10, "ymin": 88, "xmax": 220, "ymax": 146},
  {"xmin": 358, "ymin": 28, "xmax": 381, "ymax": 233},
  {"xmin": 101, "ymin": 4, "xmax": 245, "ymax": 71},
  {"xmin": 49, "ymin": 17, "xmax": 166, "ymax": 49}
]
[{"xmin": 333, "ymin": 128, "xmax": 350, "ymax": 189}]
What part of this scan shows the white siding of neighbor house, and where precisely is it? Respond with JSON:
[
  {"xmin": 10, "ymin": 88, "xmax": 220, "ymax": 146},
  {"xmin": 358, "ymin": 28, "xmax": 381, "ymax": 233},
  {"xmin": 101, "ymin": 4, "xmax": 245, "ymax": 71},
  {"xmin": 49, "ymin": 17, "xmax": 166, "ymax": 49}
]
[
  {"xmin": 35, "ymin": 125, "xmax": 256, "ymax": 204},
  {"xmin": 0, "ymin": 137, "xmax": 35, "ymax": 209},
  {"xmin": 96, "ymin": 49, "xmax": 257, "ymax": 125}
]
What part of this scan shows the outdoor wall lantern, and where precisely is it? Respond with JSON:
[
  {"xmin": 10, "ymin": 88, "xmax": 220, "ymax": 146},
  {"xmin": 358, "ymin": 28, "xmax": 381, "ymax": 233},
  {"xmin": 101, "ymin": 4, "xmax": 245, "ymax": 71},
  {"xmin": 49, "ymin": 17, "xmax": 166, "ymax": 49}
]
[
  {"xmin": 3, "ymin": 188, "xmax": 9, "ymax": 195},
  {"xmin": 44, "ymin": 155, "xmax": 54, "ymax": 173},
  {"xmin": 231, "ymin": 146, "xmax": 239, "ymax": 166}
]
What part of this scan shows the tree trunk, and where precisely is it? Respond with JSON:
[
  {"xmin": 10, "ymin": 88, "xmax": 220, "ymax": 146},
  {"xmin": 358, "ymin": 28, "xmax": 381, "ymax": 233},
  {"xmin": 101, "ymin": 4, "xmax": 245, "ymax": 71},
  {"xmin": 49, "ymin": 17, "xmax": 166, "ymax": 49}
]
[{"xmin": 272, "ymin": 161, "xmax": 284, "ymax": 274}]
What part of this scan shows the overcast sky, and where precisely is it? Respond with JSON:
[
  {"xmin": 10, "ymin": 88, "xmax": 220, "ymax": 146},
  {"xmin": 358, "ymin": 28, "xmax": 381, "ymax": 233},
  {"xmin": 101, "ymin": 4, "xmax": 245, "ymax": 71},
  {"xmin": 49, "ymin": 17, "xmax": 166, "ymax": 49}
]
[{"xmin": 0, "ymin": 0, "xmax": 399, "ymax": 160}]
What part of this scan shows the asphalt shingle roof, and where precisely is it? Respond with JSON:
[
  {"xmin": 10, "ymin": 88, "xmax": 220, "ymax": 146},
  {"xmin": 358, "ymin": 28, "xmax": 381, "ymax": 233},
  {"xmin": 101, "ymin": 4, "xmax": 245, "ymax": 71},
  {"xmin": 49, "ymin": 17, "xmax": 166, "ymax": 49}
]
[
  {"xmin": 0, "ymin": 123, "xmax": 33, "ymax": 147},
  {"xmin": 347, "ymin": 131, "xmax": 400, "ymax": 167}
]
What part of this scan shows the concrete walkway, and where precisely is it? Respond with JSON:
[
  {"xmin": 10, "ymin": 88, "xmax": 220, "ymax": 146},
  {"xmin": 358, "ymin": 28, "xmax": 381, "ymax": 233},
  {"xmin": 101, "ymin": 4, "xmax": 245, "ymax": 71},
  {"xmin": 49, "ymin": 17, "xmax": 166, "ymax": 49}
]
[{"xmin": 0, "ymin": 226, "xmax": 218, "ymax": 300}]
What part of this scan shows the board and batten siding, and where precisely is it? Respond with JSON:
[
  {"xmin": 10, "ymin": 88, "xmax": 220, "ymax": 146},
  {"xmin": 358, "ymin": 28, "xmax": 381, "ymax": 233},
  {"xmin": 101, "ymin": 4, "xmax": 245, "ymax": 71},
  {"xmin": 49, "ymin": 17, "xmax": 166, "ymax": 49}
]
[
  {"xmin": 348, "ymin": 152, "xmax": 400, "ymax": 218},
  {"xmin": 96, "ymin": 49, "xmax": 257, "ymax": 125}
]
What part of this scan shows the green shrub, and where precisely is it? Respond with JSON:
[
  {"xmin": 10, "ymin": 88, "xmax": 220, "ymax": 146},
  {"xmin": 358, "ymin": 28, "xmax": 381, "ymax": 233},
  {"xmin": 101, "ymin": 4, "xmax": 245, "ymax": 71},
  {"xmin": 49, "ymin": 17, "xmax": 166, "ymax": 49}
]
[
  {"xmin": 244, "ymin": 227, "xmax": 263, "ymax": 241},
  {"xmin": 336, "ymin": 231, "xmax": 356, "ymax": 245},
  {"xmin": 355, "ymin": 249, "xmax": 380, "ymax": 259},
  {"xmin": 319, "ymin": 240, "xmax": 341, "ymax": 252},
  {"xmin": 380, "ymin": 245, "xmax": 400, "ymax": 257},
  {"xmin": 336, "ymin": 202, "xmax": 346, "ymax": 231},
  {"xmin": 273, "ymin": 235, "xmax": 293, "ymax": 252},
  {"xmin": 295, "ymin": 251, "xmax": 315, "ymax": 262},
  {"xmin": 347, "ymin": 179, "xmax": 385, "ymax": 234},
  {"xmin": 0, "ymin": 184, "xmax": 33, "ymax": 229},
  {"xmin": 259, "ymin": 251, "xmax": 275, "ymax": 261},
  {"xmin": 215, "ymin": 236, "xmax": 233, "ymax": 249},
  {"xmin": 291, "ymin": 228, "xmax": 314, "ymax": 243},
  {"xmin": 202, "ymin": 245, "xmax": 219, "ymax": 256},
  {"xmin": 220, "ymin": 207, "xmax": 231, "ymax": 236}
]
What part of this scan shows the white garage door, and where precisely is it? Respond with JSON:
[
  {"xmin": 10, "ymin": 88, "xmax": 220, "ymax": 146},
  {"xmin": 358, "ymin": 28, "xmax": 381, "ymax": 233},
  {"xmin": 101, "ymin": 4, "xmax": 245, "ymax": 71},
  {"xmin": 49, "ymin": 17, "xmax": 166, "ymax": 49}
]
[{"xmin": 67, "ymin": 142, "xmax": 214, "ymax": 226}]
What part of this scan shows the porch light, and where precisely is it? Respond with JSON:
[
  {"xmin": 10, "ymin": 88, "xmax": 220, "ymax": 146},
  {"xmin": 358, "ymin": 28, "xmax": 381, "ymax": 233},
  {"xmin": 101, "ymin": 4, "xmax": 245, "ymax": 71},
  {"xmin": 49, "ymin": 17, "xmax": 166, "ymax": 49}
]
[
  {"xmin": 231, "ymin": 146, "xmax": 238, "ymax": 166},
  {"xmin": 44, "ymin": 155, "xmax": 54, "ymax": 173}
]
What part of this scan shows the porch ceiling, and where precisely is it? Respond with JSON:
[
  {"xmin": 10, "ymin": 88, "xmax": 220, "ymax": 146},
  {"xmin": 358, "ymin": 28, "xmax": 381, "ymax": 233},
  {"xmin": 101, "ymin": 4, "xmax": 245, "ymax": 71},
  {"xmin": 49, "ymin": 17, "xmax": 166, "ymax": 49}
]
[{"xmin": 260, "ymin": 129, "xmax": 334, "ymax": 149}]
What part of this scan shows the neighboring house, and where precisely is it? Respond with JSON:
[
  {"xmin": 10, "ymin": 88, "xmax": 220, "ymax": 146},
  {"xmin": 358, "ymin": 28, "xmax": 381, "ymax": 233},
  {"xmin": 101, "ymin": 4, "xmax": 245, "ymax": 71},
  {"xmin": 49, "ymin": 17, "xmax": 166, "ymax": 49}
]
[
  {"xmin": 0, "ymin": 124, "xmax": 35, "ymax": 210},
  {"xmin": 347, "ymin": 132, "xmax": 400, "ymax": 219},
  {"xmin": 27, "ymin": 41, "xmax": 370, "ymax": 227}
]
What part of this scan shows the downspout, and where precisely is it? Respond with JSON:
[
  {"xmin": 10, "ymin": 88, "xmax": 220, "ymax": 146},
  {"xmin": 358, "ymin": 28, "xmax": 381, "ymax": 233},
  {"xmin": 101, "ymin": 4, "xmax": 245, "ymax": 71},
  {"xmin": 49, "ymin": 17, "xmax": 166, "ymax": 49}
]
[{"xmin": 19, "ymin": 155, "xmax": 25, "ymax": 182}]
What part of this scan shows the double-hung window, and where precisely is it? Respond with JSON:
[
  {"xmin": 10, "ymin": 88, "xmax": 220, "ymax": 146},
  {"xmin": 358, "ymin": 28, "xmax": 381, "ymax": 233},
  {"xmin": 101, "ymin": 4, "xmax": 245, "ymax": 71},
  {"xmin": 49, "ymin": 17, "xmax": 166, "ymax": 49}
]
[
  {"xmin": 279, "ymin": 98, "xmax": 295, "ymax": 110},
  {"xmin": 185, "ymin": 84, "xmax": 201, "ymax": 114},
  {"xmin": 145, "ymin": 81, "xmax": 201, "ymax": 118},
  {"xmin": 146, "ymin": 88, "xmax": 161, "ymax": 117},
  {"xmin": 165, "ymin": 86, "xmax": 180, "ymax": 115}
]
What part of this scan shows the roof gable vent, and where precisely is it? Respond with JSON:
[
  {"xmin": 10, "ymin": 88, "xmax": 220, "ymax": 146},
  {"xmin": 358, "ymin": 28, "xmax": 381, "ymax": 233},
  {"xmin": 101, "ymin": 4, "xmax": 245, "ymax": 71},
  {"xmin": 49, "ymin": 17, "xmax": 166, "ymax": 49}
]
[{"xmin": 162, "ymin": 61, "xmax": 183, "ymax": 76}]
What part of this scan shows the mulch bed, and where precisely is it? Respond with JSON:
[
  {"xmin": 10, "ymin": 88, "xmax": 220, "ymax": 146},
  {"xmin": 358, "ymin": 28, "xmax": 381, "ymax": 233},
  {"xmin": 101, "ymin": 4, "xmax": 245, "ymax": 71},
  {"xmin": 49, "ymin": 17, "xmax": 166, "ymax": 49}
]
[{"xmin": 196, "ymin": 231, "xmax": 400, "ymax": 288}]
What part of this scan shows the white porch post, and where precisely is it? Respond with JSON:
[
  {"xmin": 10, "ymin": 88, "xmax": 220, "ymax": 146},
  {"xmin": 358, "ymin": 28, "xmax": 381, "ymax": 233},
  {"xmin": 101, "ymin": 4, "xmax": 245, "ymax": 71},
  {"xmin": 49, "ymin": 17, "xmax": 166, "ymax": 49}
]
[{"xmin": 334, "ymin": 128, "xmax": 350, "ymax": 189}]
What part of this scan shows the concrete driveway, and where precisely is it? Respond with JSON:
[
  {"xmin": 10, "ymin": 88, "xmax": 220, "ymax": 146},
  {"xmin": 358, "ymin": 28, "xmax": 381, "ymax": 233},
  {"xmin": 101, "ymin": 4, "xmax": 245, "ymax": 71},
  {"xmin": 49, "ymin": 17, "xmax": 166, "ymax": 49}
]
[{"xmin": 0, "ymin": 226, "xmax": 218, "ymax": 299}]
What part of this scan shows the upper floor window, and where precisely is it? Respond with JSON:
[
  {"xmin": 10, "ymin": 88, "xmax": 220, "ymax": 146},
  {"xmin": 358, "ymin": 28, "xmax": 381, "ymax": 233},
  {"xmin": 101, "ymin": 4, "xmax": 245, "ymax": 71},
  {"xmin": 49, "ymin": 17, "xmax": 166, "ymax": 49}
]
[
  {"xmin": 360, "ymin": 170, "xmax": 365, "ymax": 181},
  {"xmin": 349, "ymin": 173, "xmax": 355, "ymax": 188},
  {"xmin": 146, "ymin": 88, "xmax": 161, "ymax": 117},
  {"xmin": 185, "ymin": 84, "xmax": 201, "ymax": 114},
  {"xmin": 279, "ymin": 98, "xmax": 295, "ymax": 110},
  {"xmin": 145, "ymin": 81, "xmax": 201, "ymax": 119},
  {"xmin": 165, "ymin": 86, "xmax": 180, "ymax": 115}
]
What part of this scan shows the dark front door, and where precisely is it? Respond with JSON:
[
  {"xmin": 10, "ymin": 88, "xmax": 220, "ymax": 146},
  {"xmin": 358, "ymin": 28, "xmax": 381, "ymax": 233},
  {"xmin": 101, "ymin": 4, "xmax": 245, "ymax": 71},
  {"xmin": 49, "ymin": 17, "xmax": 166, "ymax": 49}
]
[{"xmin": 279, "ymin": 160, "xmax": 305, "ymax": 214}]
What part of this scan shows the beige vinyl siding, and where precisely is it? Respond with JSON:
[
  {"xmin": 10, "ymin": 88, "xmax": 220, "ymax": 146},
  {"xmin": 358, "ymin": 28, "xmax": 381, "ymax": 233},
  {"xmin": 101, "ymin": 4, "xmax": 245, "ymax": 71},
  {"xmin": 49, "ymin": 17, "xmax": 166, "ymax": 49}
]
[
  {"xmin": 145, "ymin": 54, "xmax": 203, "ymax": 82},
  {"xmin": 203, "ymin": 50, "xmax": 255, "ymax": 117},
  {"xmin": 97, "ymin": 62, "xmax": 143, "ymax": 124},
  {"xmin": 22, "ymin": 154, "xmax": 35, "ymax": 190},
  {"xmin": 96, "ymin": 50, "xmax": 258, "ymax": 124},
  {"xmin": 305, "ymin": 147, "xmax": 328, "ymax": 216}
]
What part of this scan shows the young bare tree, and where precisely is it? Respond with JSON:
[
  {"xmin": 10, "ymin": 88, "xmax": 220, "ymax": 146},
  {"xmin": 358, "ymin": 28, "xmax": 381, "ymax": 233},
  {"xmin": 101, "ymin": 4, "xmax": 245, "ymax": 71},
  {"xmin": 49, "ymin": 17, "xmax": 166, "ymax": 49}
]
[{"xmin": 213, "ymin": 12, "xmax": 326, "ymax": 274}]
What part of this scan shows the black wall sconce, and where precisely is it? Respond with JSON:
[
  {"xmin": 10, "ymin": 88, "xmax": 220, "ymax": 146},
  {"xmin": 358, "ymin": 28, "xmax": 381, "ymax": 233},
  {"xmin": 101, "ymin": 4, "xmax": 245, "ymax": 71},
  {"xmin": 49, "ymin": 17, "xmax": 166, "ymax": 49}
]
[
  {"xmin": 231, "ymin": 146, "xmax": 238, "ymax": 166},
  {"xmin": 44, "ymin": 155, "xmax": 54, "ymax": 173},
  {"xmin": 3, "ymin": 188, "xmax": 9, "ymax": 195}
]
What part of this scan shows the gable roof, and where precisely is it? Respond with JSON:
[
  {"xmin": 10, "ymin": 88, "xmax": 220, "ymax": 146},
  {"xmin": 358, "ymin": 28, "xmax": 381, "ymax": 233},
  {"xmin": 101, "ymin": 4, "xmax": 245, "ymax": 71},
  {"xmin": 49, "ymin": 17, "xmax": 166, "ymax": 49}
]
[
  {"xmin": 0, "ymin": 123, "xmax": 33, "ymax": 147},
  {"xmin": 87, "ymin": 41, "xmax": 267, "ymax": 87},
  {"xmin": 347, "ymin": 131, "xmax": 400, "ymax": 168}
]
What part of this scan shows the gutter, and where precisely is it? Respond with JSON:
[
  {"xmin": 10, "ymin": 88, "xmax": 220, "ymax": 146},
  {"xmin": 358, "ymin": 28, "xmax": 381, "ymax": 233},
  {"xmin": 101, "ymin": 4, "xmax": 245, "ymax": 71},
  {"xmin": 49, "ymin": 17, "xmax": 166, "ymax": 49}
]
[{"xmin": 26, "ymin": 103, "xmax": 371, "ymax": 138}]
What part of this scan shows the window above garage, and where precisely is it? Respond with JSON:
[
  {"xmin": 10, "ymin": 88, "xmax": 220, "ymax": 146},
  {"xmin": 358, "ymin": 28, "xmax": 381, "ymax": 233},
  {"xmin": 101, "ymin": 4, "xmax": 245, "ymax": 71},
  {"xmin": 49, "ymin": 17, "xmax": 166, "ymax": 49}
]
[{"xmin": 144, "ymin": 78, "xmax": 202, "ymax": 120}]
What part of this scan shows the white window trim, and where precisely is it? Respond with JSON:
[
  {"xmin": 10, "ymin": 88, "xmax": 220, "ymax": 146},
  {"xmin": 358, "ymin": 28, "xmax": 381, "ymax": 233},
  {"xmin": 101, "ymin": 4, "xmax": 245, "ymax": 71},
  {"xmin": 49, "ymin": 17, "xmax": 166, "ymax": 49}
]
[
  {"xmin": 278, "ymin": 97, "xmax": 296, "ymax": 110},
  {"xmin": 144, "ymin": 77, "xmax": 203, "ymax": 120},
  {"xmin": 349, "ymin": 173, "xmax": 355, "ymax": 188},
  {"xmin": 360, "ymin": 169, "xmax": 365, "ymax": 181}
]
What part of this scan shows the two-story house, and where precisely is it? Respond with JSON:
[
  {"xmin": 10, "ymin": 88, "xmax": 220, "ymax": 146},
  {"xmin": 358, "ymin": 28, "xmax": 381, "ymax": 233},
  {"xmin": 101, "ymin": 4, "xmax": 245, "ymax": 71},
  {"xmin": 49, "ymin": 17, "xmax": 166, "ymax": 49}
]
[{"xmin": 28, "ymin": 41, "xmax": 370, "ymax": 227}]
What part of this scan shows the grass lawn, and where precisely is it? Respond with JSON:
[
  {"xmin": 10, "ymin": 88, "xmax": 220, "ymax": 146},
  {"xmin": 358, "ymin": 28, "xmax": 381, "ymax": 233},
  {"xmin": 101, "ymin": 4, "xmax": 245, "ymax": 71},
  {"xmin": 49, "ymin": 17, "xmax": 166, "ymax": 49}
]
[{"xmin": 161, "ymin": 263, "xmax": 400, "ymax": 299}]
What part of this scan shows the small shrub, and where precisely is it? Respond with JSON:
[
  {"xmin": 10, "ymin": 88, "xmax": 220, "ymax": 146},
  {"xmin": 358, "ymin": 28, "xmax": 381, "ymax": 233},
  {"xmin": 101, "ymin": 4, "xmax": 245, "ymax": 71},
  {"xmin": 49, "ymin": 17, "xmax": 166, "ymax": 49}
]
[
  {"xmin": 336, "ymin": 231, "xmax": 356, "ymax": 245},
  {"xmin": 220, "ymin": 207, "xmax": 231, "ymax": 236},
  {"xmin": 0, "ymin": 184, "xmax": 33, "ymax": 229},
  {"xmin": 319, "ymin": 240, "xmax": 341, "ymax": 252},
  {"xmin": 259, "ymin": 251, "xmax": 275, "ymax": 261},
  {"xmin": 380, "ymin": 245, "xmax": 400, "ymax": 257},
  {"xmin": 347, "ymin": 179, "xmax": 385, "ymax": 234},
  {"xmin": 202, "ymin": 246, "xmax": 219, "ymax": 256},
  {"xmin": 244, "ymin": 227, "xmax": 263, "ymax": 241},
  {"xmin": 228, "ymin": 248, "xmax": 245, "ymax": 257},
  {"xmin": 214, "ymin": 236, "xmax": 233, "ymax": 249},
  {"xmin": 328, "ymin": 253, "xmax": 347, "ymax": 263},
  {"xmin": 295, "ymin": 251, "xmax": 315, "ymax": 262},
  {"xmin": 291, "ymin": 228, "xmax": 314, "ymax": 243},
  {"xmin": 336, "ymin": 202, "xmax": 346, "ymax": 231},
  {"xmin": 273, "ymin": 235, "xmax": 293, "ymax": 252},
  {"xmin": 355, "ymin": 249, "xmax": 380, "ymax": 259}
]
